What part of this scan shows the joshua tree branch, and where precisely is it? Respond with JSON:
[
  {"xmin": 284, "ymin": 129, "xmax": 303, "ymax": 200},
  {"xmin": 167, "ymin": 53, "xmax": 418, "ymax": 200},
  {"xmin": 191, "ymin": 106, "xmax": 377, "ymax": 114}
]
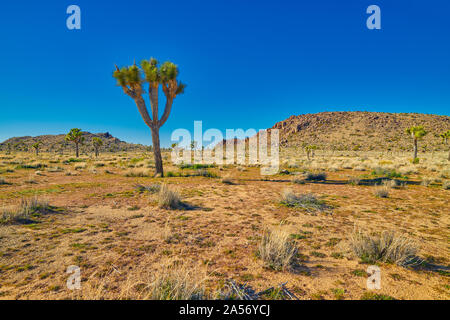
[{"xmin": 134, "ymin": 96, "xmax": 154, "ymax": 129}]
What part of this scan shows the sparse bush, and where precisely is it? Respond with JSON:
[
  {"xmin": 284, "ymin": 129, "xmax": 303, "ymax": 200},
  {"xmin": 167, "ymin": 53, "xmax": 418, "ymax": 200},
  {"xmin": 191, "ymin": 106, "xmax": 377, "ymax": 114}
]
[
  {"xmin": 130, "ymin": 264, "xmax": 205, "ymax": 300},
  {"xmin": 420, "ymin": 177, "xmax": 434, "ymax": 187},
  {"xmin": 305, "ymin": 171, "xmax": 327, "ymax": 181},
  {"xmin": 443, "ymin": 181, "xmax": 450, "ymax": 190},
  {"xmin": 221, "ymin": 177, "xmax": 235, "ymax": 185},
  {"xmin": 291, "ymin": 178, "xmax": 305, "ymax": 184},
  {"xmin": 348, "ymin": 176, "xmax": 361, "ymax": 185},
  {"xmin": 124, "ymin": 168, "xmax": 150, "ymax": 177},
  {"xmin": 280, "ymin": 189, "xmax": 328, "ymax": 212},
  {"xmin": 158, "ymin": 184, "xmax": 182, "ymax": 209},
  {"xmin": 0, "ymin": 198, "xmax": 50, "ymax": 224},
  {"xmin": 0, "ymin": 177, "xmax": 8, "ymax": 185},
  {"xmin": 135, "ymin": 183, "xmax": 161, "ymax": 193},
  {"xmin": 374, "ymin": 181, "xmax": 391, "ymax": 198},
  {"xmin": 258, "ymin": 228, "xmax": 297, "ymax": 271},
  {"xmin": 349, "ymin": 230, "xmax": 419, "ymax": 267}
]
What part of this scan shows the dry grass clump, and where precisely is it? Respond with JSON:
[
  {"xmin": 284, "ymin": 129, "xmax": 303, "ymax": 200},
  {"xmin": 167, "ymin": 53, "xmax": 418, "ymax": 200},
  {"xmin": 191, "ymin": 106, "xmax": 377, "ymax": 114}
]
[
  {"xmin": 280, "ymin": 189, "xmax": 328, "ymax": 212},
  {"xmin": 0, "ymin": 176, "xmax": 8, "ymax": 185},
  {"xmin": 348, "ymin": 176, "xmax": 361, "ymax": 185},
  {"xmin": 124, "ymin": 168, "xmax": 150, "ymax": 177},
  {"xmin": 74, "ymin": 163, "xmax": 86, "ymax": 170},
  {"xmin": 135, "ymin": 183, "xmax": 161, "ymax": 193},
  {"xmin": 374, "ymin": 181, "xmax": 391, "ymax": 198},
  {"xmin": 0, "ymin": 198, "xmax": 50, "ymax": 224},
  {"xmin": 126, "ymin": 264, "xmax": 206, "ymax": 300},
  {"xmin": 420, "ymin": 177, "xmax": 434, "ymax": 187},
  {"xmin": 158, "ymin": 184, "xmax": 182, "ymax": 209},
  {"xmin": 305, "ymin": 171, "xmax": 327, "ymax": 181},
  {"xmin": 258, "ymin": 228, "xmax": 298, "ymax": 271},
  {"xmin": 291, "ymin": 177, "xmax": 305, "ymax": 184},
  {"xmin": 443, "ymin": 180, "xmax": 450, "ymax": 190},
  {"xmin": 349, "ymin": 229, "xmax": 419, "ymax": 267}
]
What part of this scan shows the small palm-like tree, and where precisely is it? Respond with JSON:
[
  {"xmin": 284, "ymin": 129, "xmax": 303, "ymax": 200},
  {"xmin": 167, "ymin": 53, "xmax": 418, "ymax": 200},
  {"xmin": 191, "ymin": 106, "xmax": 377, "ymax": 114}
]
[
  {"xmin": 113, "ymin": 58, "xmax": 185, "ymax": 177},
  {"xmin": 440, "ymin": 130, "xmax": 450, "ymax": 161},
  {"xmin": 92, "ymin": 137, "xmax": 103, "ymax": 157},
  {"xmin": 405, "ymin": 125, "xmax": 427, "ymax": 161},
  {"xmin": 303, "ymin": 144, "xmax": 318, "ymax": 160},
  {"xmin": 31, "ymin": 142, "xmax": 41, "ymax": 156},
  {"xmin": 65, "ymin": 128, "xmax": 84, "ymax": 158}
]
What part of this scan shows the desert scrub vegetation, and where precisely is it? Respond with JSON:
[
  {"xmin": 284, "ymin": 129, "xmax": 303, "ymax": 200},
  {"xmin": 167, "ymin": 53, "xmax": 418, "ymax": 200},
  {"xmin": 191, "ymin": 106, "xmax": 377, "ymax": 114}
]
[
  {"xmin": 124, "ymin": 168, "xmax": 151, "ymax": 177},
  {"xmin": 158, "ymin": 184, "xmax": 182, "ymax": 209},
  {"xmin": 304, "ymin": 171, "xmax": 327, "ymax": 181},
  {"xmin": 373, "ymin": 180, "xmax": 391, "ymax": 198},
  {"xmin": 0, "ymin": 176, "xmax": 9, "ymax": 185},
  {"xmin": 280, "ymin": 189, "xmax": 328, "ymax": 212},
  {"xmin": 0, "ymin": 198, "xmax": 50, "ymax": 225},
  {"xmin": 258, "ymin": 228, "xmax": 298, "ymax": 271},
  {"xmin": 125, "ymin": 264, "xmax": 205, "ymax": 300},
  {"xmin": 443, "ymin": 180, "xmax": 450, "ymax": 190},
  {"xmin": 349, "ymin": 229, "xmax": 419, "ymax": 267},
  {"xmin": 135, "ymin": 183, "xmax": 161, "ymax": 193}
]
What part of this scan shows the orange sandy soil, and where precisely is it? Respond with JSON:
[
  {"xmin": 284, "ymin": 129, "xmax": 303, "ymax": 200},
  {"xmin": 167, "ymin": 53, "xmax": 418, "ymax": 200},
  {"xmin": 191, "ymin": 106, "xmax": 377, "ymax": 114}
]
[{"xmin": 0, "ymin": 159, "xmax": 449, "ymax": 300}]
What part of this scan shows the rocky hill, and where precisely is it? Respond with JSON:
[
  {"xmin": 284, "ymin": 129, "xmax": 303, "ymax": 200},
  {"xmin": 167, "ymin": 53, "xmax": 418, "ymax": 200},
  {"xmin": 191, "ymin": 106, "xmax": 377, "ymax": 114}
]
[
  {"xmin": 270, "ymin": 111, "xmax": 450, "ymax": 152},
  {"xmin": 0, "ymin": 132, "xmax": 149, "ymax": 155}
]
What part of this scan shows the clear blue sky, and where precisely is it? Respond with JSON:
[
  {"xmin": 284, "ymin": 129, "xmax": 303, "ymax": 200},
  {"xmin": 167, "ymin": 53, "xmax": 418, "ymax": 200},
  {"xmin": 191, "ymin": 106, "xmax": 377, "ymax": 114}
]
[{"xmin": 0, "ymin": 0, "xmax": 449, "ymax": 147}]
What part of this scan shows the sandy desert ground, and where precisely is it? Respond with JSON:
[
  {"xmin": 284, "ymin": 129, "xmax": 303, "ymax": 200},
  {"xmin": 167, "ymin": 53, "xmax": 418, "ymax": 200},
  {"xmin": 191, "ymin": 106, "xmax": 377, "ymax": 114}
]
[{"xmin": 0, "ymin": 150, "xmax": 449, "ymax": 300}]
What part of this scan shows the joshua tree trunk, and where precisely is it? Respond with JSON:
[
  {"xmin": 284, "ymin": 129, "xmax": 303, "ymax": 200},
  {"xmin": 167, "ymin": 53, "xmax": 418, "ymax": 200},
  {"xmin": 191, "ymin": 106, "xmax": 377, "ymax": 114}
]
[
  {"xmin": 413, "ymin": 139, "xmax": 418, "ymax": 160},
  {"xmin": 448, "ymin": 148, "xmax": 450, "ymax": 161},
  {"xmin": 35, "ymin": 148, "xmax": 39, "ymax": 156},
  {"xmin": 95, "ymin": 148, "xmax": 99, "ymax": 157},
  {"xmin": 76, "ymin": 143, "xmax": 79, "ymax": 158},
  {"xmin": 151, "ymin": 127, "xmax": 163, "ymax": 176}
]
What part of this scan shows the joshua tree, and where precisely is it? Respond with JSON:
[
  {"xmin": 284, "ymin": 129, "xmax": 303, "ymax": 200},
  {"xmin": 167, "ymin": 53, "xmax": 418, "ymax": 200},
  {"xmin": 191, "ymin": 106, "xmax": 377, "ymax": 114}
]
[
  {"xmin": 303, "ymin": 144, "xmax": 318, "ymax": 160},
  {"xmin": 405, "ymin": 125, "xmax": 427, "ymax": 161},
  {"xmin": 440, "ymin": 130, "xmax": 450, "ymax": 161},
  {"xmin": 113, "ymin": 58, "xmax": 186, "ymax": 177},
  {"xmin": 65, "ymin": 128, "xmax": 84, "ymax": 158},
  {"xmin": 92, "ymin": 137, "xmax": 103, "ymax": 157},
  {"xmin": 31, "ymin": 142, "xmax": 41, "ymax": 156}
]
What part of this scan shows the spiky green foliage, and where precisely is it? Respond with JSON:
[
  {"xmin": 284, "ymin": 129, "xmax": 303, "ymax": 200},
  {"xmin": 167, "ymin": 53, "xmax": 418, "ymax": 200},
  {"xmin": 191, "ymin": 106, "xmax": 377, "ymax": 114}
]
[
  {"xmin": 112, "ymin": 57, "xmax": 186, "ymax": 177},
  {"xmin": 405, "ymin": 125, "xmax": 427, "ymax": 140},
  {"xmin": 65, "ymin": 128, "xmax": 85, "ymax": 157},
  {"xmin": 92, "ymin": 137, "xmax": 103, "ymax": 147},
  {"xmin": 65, "ymin": 128, "xmax": 84, "ymax": 144},
  {"xmin": 440, "ymin": 130, "xmax": 450, "ymax": 144}
]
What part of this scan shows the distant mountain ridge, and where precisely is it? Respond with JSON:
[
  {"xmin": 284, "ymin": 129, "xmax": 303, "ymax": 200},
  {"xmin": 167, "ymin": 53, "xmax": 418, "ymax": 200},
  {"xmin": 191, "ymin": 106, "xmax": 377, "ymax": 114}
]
[
  {"xmin": 0, "ymin": 132, "xmax": 149, "ymax": 154},
  {"xmin": 270, "ymin": 111, "xmax": 450, "ymax": 152}
]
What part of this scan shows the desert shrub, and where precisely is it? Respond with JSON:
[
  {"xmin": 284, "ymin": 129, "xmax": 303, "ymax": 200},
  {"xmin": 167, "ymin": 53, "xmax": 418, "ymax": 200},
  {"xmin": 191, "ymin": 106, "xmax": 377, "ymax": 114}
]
[
  {"xmin": 305, "ymin": 171, "xmax": 327, "ymax": 181},
  {"xmin": 74, "ymin": 163, "xmax": 87, "ymax": 170},
  {"xmin": 280, "ymin": 190, "xmax": 328, "ymax": 212},
  {"xmin": 291, "ymin": 178, "xmax": 305, "ymax": 184},
  {"xmin": 130, "ymin": 264, "xmax": 205, "ymax": 300},
  {"xmin": 371, "ymin": 168, "xmax": 404, "ymax": 179},
  {"xmin": 348, "ymin": 176, "xmax": 361, "ymax": 185},
  {"xmin": 349, "ymin": 230, "xmax": 419, "ymax": 267},
  {"xmin": 374, "ymin": 181, "xmax": 391, "ymax": 198},
  {"xmin": 420, "ymin": 177, "xmax": 434, "ymax": 187},
  {"xmin": 360, "ymin": 292, "xmax": 396, "ymax": 300},
  {"xmin": 124, "ymin": 169, "xmax": 150, "ymax": 177},
  {"xmin": 135, "ymin": 183, "xmax": 161, "ymax": 193},
  {"xmin": 16, "ymin": 163, "xmax": 46, "ymax": 170},
  {"xmin": 179, "ymin": 163, "xmax": 215, "ymax": 170},
  {"xmin": 158, "ymin": 184, "xmax": 182, "ymax": 209},
  {"xmin": 63, "ymin": 158, "xmax": 83, "ymax": 164},
  {"xmin": 258, "ymin": 228, "xmax": 297, "ymax": 271},
  {"xmin": 221, "ymin": 177, "xmax": 235, "ymax": 185},
  {"xmin": 443, "ymin": 181, "xmax": 450, "ymax": 190},
  {"xmin": 0, "ymin": 177, "xmax": 8, "ymax": 185},
  {"xmin": 0, "ymin": 198, "xmax": 50, "ymax": 224}
]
